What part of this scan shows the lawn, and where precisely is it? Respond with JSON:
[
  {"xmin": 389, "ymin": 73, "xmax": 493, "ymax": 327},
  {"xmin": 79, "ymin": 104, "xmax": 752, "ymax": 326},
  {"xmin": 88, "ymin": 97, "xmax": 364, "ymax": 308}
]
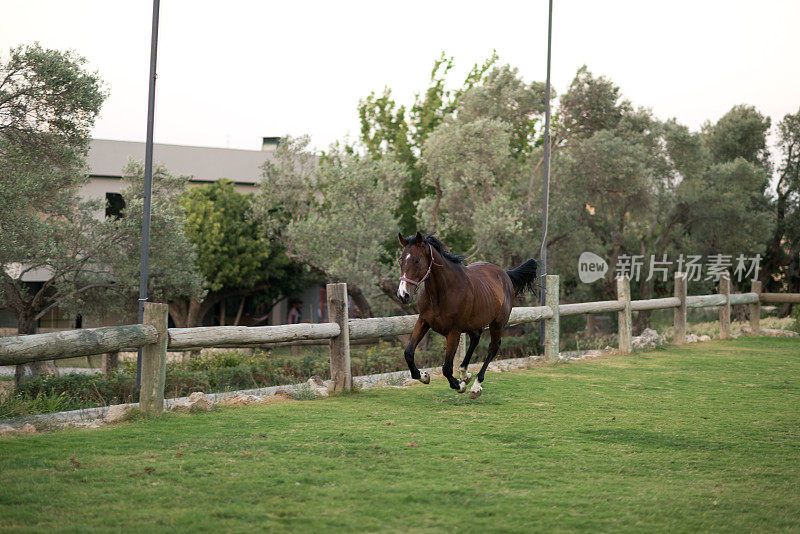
[{"xmin": 1, "ymin": 338, "xmax": 799, "ymax": 532}]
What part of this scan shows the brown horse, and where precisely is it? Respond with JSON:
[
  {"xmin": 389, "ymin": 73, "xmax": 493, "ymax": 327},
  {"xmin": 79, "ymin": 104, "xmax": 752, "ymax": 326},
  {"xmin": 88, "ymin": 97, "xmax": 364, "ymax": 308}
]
[{"xmin": 397, "ymin": 232, "xmax": 538, "ymax": 398}]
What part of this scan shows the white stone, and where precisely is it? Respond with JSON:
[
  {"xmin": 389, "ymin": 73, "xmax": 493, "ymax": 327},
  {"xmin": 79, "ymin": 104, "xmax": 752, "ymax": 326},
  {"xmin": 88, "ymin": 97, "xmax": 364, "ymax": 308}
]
[
  {"xmin": 0, "ymin": 424, "xmax": 16, "ymax": 436},
  {"xmin": 761, "ymin": 328, "xmax": 799, "ymax": 338},
  {"xmin": 187, "ymin": 391, "xmax": 213, "ymax": 411},
  {"xmin": 640, "ymin": 328, "xmax": 660, "ymax": 342},
  {"xmin": 105, "ymin": 404, "xmax": 131, "ymax": 423},
  {"xmin": 308, "ymin": 375, "xmax": 325, "ymax": 387},
  {"xmin": 699, "ymin": 335, "xmax": 711, "ymax": 342},
  {"xmin": 686, "ymin": 333, "xmax": 699, "ymax": 343},
  {"xmin": 171, "ymin": 391, "xmax": 214, "ymax": 412}
]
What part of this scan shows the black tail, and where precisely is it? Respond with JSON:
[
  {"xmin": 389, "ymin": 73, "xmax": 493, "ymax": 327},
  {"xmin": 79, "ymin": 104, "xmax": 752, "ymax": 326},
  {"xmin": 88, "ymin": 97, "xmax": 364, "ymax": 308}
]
[{"xmin": 506, "ymin": 259, "xmax": 538, "ymax": 297}]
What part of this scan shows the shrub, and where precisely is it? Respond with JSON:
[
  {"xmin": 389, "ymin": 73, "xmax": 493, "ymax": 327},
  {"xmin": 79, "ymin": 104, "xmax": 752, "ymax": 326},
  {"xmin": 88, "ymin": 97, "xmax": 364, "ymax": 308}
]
[
  {"xmin": 164, "ymin": 367, "xmax": 210, "ymax": 399},
  {"xmin": 12, "ymin": 372, "xmax": 137, "ymax": 407}
]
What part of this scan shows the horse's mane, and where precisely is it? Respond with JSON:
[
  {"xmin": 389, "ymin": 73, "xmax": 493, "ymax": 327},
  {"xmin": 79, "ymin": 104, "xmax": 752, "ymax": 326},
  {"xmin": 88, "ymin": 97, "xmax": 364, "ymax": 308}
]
[{"xmin": 405, "ymin": 233, "xmax": 464, "ymax": 264}]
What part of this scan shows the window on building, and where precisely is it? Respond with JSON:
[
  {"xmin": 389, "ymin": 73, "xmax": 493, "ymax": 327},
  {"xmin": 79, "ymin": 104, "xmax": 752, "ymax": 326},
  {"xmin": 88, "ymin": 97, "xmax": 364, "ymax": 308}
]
[{"xmin": 106, "ymin": 192, "xmax": 125, "ymax": 219}]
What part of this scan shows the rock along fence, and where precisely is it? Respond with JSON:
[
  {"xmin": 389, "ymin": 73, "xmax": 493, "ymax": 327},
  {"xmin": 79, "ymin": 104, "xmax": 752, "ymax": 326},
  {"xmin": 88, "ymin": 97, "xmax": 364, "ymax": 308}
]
[{"xmin": 0, "ymin": 273, "xmax": 797, "ymax": 415}]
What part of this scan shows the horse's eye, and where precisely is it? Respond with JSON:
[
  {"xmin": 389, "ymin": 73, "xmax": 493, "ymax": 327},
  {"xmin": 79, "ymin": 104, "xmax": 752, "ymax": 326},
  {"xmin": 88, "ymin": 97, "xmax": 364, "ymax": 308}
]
[{"xmin": 414, "ymin": 259, "xmax": 420, "ymax": 264}]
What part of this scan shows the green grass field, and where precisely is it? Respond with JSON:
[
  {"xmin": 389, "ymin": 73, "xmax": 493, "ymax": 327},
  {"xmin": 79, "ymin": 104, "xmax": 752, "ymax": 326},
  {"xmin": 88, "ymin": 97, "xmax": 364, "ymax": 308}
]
[{"xmin": 1, "ymin": 338, "xmax": 799, "ymax": 532}]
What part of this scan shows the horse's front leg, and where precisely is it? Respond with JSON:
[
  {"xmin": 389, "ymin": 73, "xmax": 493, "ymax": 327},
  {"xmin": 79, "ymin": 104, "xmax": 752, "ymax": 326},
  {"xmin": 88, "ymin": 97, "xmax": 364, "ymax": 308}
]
[
  {"xmin": 443, "ymin": 331, "xmax": 468, "ymax": 393},
  {"xmin": 404, "ymin": 319, "xmax": 431, "ymax": 383}
]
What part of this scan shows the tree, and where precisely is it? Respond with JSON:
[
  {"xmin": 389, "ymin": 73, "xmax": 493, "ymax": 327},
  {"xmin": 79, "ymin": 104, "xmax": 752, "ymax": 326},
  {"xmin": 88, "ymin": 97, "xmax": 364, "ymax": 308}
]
[
  {"xmin": 175, "ymin": 179, "xmax": 310, "ymax": 327},
  {"xmin": 358, "ymin": 52, "xmax": 499, "ymax": 234},
  {"xmin": 0, "ymin": 43, "xmax": 106, "ymax": 380},
  {"xmin": 702, "ymin": 104, "xmax": 771, "ymax": 170},
  {"xmin": 540, "ymin": 71, "xmax": 775, "ymax": 333},
  {"xmin": 417, "ymin": 117, "xmax": 529, "ymax": 263},
  {"xmin": 458, "ymin": 64, "xmax": 547, "ymax": 158},
  {"xmin": 255, "ymin": 136, "xmax": 408, "ymax": 316},
  {"xmin": 81, "ymin": 162, "xmax": 208, "ymax": 326},
  {"xmin": 557, "ymin": 65, "xmax": 631, "ymax": 142},
  {"xmin": 762, "ymin": 108, "xmax": 800, "ymax": 313}
]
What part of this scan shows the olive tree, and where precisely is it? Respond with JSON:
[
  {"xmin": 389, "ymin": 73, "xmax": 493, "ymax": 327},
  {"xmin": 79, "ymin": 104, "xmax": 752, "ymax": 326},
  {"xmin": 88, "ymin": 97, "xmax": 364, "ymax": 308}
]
[
  {"xmin": 255, "ymin": 136, "xmax": 408, "ymax": 316},
  {"xmin": 0, "ymin": 44, "xmax": 106, "ymax": 380}
]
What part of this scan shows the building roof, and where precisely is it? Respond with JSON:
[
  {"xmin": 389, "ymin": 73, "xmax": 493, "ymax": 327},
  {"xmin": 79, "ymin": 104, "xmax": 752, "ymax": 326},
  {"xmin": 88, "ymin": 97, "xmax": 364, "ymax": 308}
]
[{"xmin": 88, "ymin": 139, "xmax": 276, "ymax": 185}]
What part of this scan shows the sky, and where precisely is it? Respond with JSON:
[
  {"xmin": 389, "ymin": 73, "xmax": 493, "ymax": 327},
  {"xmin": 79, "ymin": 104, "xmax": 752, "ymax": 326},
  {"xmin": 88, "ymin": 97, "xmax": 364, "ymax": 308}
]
[{"xmin": 1, "ymin": 0, "xmax": 798, "ymax": 154}]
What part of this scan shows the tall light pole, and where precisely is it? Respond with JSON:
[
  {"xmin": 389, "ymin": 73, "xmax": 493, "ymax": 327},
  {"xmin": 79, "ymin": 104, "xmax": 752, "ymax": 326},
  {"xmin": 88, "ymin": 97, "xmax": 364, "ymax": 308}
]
[
  {"xmin": 540, "ymin": 0, "xmax": 553, "ymax": 345},
  {"xmin": 137, "ymin": 0, "xmax": 160, "ymax": 388}
]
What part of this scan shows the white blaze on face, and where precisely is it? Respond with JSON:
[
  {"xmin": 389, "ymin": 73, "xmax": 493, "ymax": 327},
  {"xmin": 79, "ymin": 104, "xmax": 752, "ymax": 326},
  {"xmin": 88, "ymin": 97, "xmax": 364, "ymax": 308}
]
[
  {"xmin": 398, "ymin": 277, "xmax": 409, "ymax": 299},
  {"xmin": 398, "ymin": 253, "xmax": 413, "ymax": 299}
]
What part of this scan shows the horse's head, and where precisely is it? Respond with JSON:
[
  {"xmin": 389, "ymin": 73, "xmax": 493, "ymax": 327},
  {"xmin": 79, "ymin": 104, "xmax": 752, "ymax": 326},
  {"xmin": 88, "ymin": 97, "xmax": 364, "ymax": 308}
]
[{"xmin": 397, "ymin": 231, "xmax": 434, "ymax": 304}]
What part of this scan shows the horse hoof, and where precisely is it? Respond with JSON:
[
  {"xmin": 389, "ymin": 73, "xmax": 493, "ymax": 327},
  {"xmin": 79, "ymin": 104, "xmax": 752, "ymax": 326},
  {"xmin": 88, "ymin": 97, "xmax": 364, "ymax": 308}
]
[
  {"xmin": 419, "ymin": 372, "xmax": 430, "ymax": 384},
  {"xmin": 459, "ymin": 370, "xmax": 472, "ymax": 382},
  {"xmin": 469, "ymin": 381, "xmax": 482, "ymax": 399},
  {"xmin": 457, "ymin": 381, "xmax": 467, "ymax": 393}
]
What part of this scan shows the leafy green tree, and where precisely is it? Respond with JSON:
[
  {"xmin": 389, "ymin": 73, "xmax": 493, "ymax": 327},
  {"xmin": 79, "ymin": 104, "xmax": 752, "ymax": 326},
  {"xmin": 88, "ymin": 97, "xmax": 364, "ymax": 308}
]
[
  {"xmin": 417, "ymin": 117, "xmax": 529, "ymax": 263},
  {"xmin": 175, "ymin": 179, "xmax": 309, "ymax": 327},
  {"xmin": 677, "ymin": 159, "xmax": 772, "ymax": 260},
  {"xmin": 545, "ymin": 71, "xmax": 774, "ymax": 332},
  {"xmin": 557, "ymin": 65, "xmax": 631, "ymax": 141},
  {"xmin": 398, "ymin": 63, "xmax": 549, "ymax": 269},
  {"xmin": 0, "ymin": 43, "xmax": 106, "ymax": 380},
  {"xmin": 458, "ymin": 64, "xmax": 547, "ymax": 158},
  {"xmin": 763, "ymin": 108, "xmax": 800, "ymax": 312},
  {"xmin": 702, "ymin": 104, "xmax": 772, "ymax": 169},
  {"xmin": 255, "ymin": 136, "xmax": 408, "ymax": 316},
  {"xmin": 71, "ymin": 162, "xmax": 207, "ymax": 326},
  {"xmin": 358, "ymin": 52, "xmax": 498, "ymax": 234}
]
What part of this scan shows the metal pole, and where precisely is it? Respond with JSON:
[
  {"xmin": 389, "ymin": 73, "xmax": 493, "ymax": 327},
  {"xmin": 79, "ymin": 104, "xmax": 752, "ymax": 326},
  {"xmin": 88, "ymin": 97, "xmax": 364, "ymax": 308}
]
[
  {"xmin": 539, "ymin": 0, "xmax": 553, "ymax": 346},
  {"xmin": 137, "ymin": 0, "xmax": 160, "ymax": 388}
]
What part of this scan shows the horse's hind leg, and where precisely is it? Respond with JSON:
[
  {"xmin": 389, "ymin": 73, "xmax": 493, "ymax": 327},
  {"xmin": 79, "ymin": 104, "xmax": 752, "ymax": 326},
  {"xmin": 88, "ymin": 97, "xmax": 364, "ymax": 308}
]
[
  {"xmin": 469, "ymin": 322, "xmax": 502, "ymax": 399},
  {"xmin": 458, "ymin": 329, "xmax": 482, "ymax": 383},
  {"xmin": 405, "ymin": 319, "xmax": 431, "ymax": 383},
  {"xmin": 443, "ymin": 331, "xmax": 468, "ymax": 393}
]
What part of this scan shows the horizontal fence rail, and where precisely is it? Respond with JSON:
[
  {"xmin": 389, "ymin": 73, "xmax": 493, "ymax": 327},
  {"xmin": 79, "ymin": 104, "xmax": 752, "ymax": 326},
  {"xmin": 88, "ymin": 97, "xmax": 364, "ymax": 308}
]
[
  {"xmin": 348, "ymin": 314, "xmax": 419, "ymax": 340},
  {"xmin": 0, "ymin": 272, "xmax": 797, "ymax": 416},
  {"xmin": 508, "ymin": 306, "xmax": 554, "ymax": 325},
  {"xmin": 167, "ymin": 323, "xmax": 341, "ymax": 350},
  {"xmin": 631, "ymin": 297, "xmax": 681, "ymax": 311},
  {"xmin": 730, "ymin": 293, "xmax": 759, "ymax": 306},
  {"xmin": 760, "ymin": 293, "xmax": 800, "ymax": 304},
  {"xmin": 0, "ymin": 325, "xmax": 158, "ymax": 366},
  {"xmin": 560, "ymin": 300, "xmax": 623, "ymax": 316},
  {"xmin": 686, "ymin": 294, "xmax": 728, "ymax": 308}
]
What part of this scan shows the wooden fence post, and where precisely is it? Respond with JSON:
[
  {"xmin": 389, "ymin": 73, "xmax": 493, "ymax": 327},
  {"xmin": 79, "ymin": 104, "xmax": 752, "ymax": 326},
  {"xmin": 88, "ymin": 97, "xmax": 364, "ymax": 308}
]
[
  {"xmin": 140, "ymin": 302, "xmax": 169, "ymax": 416},
  {"xmin": 617, "ymin": 276, "xmax": 632, "ymax": 354},
  {"xmin": 719, "ymin": 272, "xmax": 731, "ymax": 340},
  {"xmin": 544, "ymin": 275, "xmax": 560, "ymax": 362},
  {"xmin": 673, "ymin": 272, "xmax": 687, "ymax": 344},
  {"xmin": 456, "ymin": 333, "xmax": 467, "ymax": 368},
  {"xmin": 327, "ymin": 283, "xmax": 352, "ymax": 392},
  {"xmin": 750, "ymin": 280, "xmax": 762, "ymax": 336}
]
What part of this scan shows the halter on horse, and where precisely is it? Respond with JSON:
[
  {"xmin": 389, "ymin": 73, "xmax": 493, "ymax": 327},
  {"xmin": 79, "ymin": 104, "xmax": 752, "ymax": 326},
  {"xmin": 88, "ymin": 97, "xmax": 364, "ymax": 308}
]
[{"xmin": 397, "ymin": 231, "xmax": 538, "ymax": 399}]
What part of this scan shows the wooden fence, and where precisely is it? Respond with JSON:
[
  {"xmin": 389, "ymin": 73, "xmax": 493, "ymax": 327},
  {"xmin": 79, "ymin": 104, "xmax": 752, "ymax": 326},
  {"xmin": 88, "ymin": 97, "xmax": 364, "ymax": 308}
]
[{"xmin": 1, "ymin": 273, "xmax": 798, "ymax": 415}]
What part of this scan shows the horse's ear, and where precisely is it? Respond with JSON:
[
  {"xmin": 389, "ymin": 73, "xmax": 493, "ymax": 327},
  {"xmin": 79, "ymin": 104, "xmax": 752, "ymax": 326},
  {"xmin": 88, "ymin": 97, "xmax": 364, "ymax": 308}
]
[
  {"xmin": 415, "ymin": 231, "xmax": 423, "ymax": 243},
  {"xmin": 398, "ymin": 233, "xmax": 407, "ymax": 247}
]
